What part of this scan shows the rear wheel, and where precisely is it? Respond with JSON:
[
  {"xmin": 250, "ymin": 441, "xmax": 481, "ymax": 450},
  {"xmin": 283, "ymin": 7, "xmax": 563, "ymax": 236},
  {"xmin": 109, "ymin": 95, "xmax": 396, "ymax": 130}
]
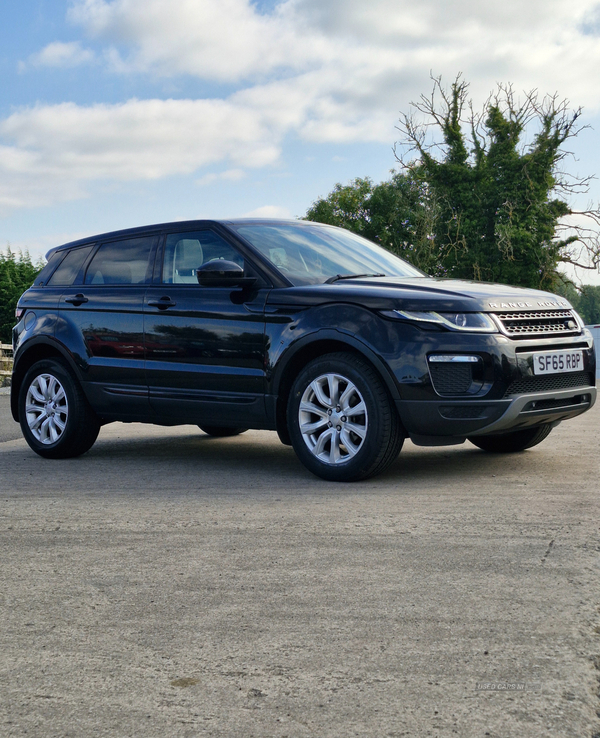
[
  {"xmin": 19, "ymin": 358, "xmax": 100, "ymax": 459},
  {"xmin": 198, "ymin": 426, "xmax": 248, "ymax": 437},
  {"xmin": 287, "ymin": 352, "xmax": 403, "ymax": 482},
  {"xmin": 468, "ymin": 425, "xmax": 553, "ymax": 453}
]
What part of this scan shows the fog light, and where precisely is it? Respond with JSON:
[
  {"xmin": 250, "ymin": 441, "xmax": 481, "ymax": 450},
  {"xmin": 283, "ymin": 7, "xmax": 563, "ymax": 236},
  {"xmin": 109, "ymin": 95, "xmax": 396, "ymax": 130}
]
[{"xmin": 428, "ymin": 355, "xmax": 480, "ymax": 363}]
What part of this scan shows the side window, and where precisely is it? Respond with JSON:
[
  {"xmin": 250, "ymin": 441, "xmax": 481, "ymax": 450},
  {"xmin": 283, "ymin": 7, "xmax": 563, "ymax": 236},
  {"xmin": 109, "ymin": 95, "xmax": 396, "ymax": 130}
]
[
  {"xmin": 162, "ymin": 230, "xmax": 244, "ymax": 284},
  {"xmin": 84, "ymin": 237, "xmax": 155, "ymax": 285},
  {"xmin": 47, "ymin": 246, "xmax": 94, "ymax": 286}
]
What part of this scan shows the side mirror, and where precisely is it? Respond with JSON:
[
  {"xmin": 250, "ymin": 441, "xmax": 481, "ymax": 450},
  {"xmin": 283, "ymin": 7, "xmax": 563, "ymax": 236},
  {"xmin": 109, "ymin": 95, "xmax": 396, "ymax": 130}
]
[{"xmin": 196, "ymin": 260, "xmax": 257, "ymax": 288}]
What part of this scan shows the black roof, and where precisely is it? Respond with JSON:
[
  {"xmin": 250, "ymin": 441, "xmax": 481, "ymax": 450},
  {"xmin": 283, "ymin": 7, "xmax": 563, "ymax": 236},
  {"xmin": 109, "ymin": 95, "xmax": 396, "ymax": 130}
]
[{"xmin": 45, "ymin": 218, "xmax": 309, "ymax": 259}]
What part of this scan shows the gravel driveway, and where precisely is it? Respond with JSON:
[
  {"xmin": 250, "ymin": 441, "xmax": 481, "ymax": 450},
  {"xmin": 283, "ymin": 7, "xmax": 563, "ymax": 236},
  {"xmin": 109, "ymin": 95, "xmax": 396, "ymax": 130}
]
[{"xmin": 1, "ymin": 395, "xmax": 599, "ymax": 737}]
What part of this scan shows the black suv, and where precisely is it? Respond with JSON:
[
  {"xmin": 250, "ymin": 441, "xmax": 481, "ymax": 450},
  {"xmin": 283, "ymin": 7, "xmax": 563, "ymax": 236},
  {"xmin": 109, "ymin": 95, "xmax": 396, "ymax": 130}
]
[{"xmin": 11, "ymin": 219, "xmax": 596, "ymax": 481}]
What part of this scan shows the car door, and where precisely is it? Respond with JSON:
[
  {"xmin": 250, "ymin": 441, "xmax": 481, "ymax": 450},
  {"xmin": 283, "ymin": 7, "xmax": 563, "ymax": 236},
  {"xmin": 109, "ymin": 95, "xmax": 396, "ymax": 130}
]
[
  {"xmin": 144, "ymin": 228, "xmax": 270, "ymax": 426},
  {"xmin": 56, "ymin": 235, "xmax": 158, "ymax": 419}
]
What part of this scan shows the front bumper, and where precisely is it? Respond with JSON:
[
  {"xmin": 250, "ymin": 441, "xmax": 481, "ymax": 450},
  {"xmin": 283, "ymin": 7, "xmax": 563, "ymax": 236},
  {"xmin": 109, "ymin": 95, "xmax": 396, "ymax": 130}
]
[
  {"xmin": 389, "ymin": 327, "xmax": 596, "ymax": 445},
  {"xmin": 398, "ymin": 386, "xmax": 596, "ymax": 445}
]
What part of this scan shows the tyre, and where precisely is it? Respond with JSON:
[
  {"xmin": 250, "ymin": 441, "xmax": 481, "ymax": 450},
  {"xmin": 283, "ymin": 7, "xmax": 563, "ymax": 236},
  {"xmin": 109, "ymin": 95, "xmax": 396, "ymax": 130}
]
[
  {"xmin": 198, "ymin": 426, "xmax": 248, "ymax": 437},
  {"xmin": 468, "ymin": 425, "xmax": 553, "ymax": 453},
  {"xmin": 18, "ymin": 358, "xmax": 101, "ymax": 459},
  {"xmin": 287, "ymin": 352, "xmax": 404, "ymax": 482}
]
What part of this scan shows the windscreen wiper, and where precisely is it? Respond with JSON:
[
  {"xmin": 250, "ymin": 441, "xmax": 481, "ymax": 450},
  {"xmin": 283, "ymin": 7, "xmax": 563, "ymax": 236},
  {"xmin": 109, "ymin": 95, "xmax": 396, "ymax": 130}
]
[{"xmin": 324, "ymin": 273, "xmax": 386, "ymax": 284}]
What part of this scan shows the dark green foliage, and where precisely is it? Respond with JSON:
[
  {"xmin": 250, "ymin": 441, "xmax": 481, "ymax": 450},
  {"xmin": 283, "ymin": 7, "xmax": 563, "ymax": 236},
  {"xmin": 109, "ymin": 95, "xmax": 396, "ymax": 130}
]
[
  {"xmin": 396, "ymin": 76, "xmax": 591, "ymax": 290},
  {"xmin": 0, "ymin": 246, "xmax": 43, "ymax": 344},
  {"xmin": 305, "ymin": 78, "xmax": 599, "ymax": 290},
  {"xmin": 555, "ymin": 280, "xmax": 600, "ymax": 324},
  {"xmin": 305, "ymin": 172, "xmax": 441, "ymax": 273}
]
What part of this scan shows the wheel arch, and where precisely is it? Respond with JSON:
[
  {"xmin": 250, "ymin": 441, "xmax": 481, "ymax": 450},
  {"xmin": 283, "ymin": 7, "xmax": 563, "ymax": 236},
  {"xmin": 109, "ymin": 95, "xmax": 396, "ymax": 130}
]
[
  {"xmin": 272, "ymin": 330, "xmax": 401, "ymax": 444},
  {"xmin": 11, "ymin": 339, "xmax": 82, "ymax": 422}
]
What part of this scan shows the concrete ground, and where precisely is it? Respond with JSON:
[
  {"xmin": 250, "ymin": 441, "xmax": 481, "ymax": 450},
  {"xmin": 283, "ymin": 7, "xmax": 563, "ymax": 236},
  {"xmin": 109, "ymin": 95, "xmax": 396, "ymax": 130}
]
[{"xmin": 1, "ymin": 394, "xmax": 599, "ymax": 737}]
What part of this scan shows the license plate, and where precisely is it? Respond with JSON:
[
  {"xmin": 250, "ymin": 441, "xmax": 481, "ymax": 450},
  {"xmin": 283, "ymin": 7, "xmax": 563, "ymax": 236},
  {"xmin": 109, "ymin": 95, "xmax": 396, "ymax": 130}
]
[{"xmin": 533, "ymin": 350, "xmax": 584, "ymax": 375}]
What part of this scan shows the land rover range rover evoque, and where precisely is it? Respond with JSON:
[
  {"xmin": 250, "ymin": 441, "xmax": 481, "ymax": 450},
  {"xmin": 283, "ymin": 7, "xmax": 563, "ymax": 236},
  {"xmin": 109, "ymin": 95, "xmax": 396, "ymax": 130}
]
[{"xmin": 11, "ymin": 219, "xmax": 597, "ymax": 481}]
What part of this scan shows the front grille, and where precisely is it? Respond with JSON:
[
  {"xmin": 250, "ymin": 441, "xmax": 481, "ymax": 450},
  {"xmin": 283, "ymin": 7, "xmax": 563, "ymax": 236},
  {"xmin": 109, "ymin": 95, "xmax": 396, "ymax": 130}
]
[
  {"xmin": 429, "ymin": 363, "xmax": 472, "ymax": 395},
  {"xmin": 504, "ymin": 371, "xmax": 594, "ymax": 396},
  {"xmin": 494, "ymin": 309, "xmax": 580, "ymax": 339}
]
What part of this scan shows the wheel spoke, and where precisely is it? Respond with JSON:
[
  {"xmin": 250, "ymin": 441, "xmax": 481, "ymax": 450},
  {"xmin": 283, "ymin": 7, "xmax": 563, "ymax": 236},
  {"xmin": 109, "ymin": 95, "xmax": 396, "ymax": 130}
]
[
  {"xmin": 299, "ymin": 400, "xmax": 328, "ymax": 419},
  {"xmin": 27, "ymin": 408, "xmax": 47, "ymax": 430},
  {"xmin": 345, "ymin": 421, "xmax": 367, "ymax": 440},
  {"xmin": 339, "ymin": 384, "xmax": 356, "ymax": 411},
  {"xmin": 345, "ymin": 400, "xmax": 366, "ymax": 418},
  {"xmin": 327, "ymin": 374, "xmax": 340, "ymax": 407},
  {"xmin": 340, "ymin": 428, "xmax": 360, "ymax": 457},
  {"xmin": 28, "ymin": 384, "xmax": 45, "ymax": 404},
  {"xmin": 53, "ymin": 415, "xmax": 66, "ymax": 432},
  {"xmin": 48, "ymin": 419, "xmax": 60, "ymax": 443},
  {"xmin": 300, "ymin": 417, "xmax": 328, "ymax": 435},
  {"xmin": 39, "ymin": 417, "xmax": 52, "ymax": 443},
  {"xmin": 311, "ymin": 378, "xmax": 332, "ymax": 409},
  {"xmin": 37, "ymin": 375, "xmax": 49, "ymax": 400},
  {"xmin": 329, "ymin": 429, "xmax": 341, "ymax": 463},
  {"xmin": 47, "ymin": 376, "xmax": 59, "ymax": 400},
  {"xmin": 314, "ymin": 426, "xmax": 334, "ymax": 457}
]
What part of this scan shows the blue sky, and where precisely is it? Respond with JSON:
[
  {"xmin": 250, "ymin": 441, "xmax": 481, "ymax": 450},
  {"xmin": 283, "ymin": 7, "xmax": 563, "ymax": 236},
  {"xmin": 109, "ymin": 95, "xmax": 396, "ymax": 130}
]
[{"xmin": 2, "ymin": 0, "xmax": 600, "ymax": 285}]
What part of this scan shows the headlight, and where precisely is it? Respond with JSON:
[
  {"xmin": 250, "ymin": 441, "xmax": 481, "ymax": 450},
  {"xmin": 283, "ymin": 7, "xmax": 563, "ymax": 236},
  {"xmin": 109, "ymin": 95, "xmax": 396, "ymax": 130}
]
[{"xmin": 384, "ymin": 310, "xmax": 498, "ymax": 333}]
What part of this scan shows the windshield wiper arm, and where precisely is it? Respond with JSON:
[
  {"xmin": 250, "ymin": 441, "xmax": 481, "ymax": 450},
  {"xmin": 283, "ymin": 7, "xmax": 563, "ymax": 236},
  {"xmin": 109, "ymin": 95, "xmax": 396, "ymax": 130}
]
[{"xmin": 324, "ymin": 273, "xmax": 386, "ymax": 284}]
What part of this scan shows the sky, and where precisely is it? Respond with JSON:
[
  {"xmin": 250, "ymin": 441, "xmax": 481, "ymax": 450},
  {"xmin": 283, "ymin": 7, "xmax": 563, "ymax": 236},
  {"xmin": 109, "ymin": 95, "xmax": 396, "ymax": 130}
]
[{"xmin": 2, "ymin": 0, "xmax": 600, "ymax": 285}]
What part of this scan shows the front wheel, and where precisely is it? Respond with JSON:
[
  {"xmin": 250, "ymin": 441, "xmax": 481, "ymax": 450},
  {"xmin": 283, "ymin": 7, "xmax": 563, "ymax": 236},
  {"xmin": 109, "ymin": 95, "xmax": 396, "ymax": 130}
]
[
  {"xmin": 19, "ymin": 358, "xmax": 100, "ymax": 459},
  {"xmin": 468, "ymin": 425, "xmax": 553, "ymax": 453},
  {"xmin": 287, "ymin": 352, "xmax": 404, "ymax": 482}
]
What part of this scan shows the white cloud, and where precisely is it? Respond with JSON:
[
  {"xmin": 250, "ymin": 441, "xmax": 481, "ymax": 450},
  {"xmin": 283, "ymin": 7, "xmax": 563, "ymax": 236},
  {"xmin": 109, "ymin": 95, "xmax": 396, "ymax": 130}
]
[
  {"xmin": 0, "ymin": 97, "xmax": 285, "ymax": 213},
  {"xmin": 196, "ymin": 169, "xmax": 246, "ymax": 186},
  {"xmin": 68, "ymin": 0, "xmax": 330, "ymax": 81},
  {"xmin": 243, "ymin": 205, "xmax": 294, "ymax": 218},
  {"xmin": 5, "ymin": 0, "xmax": 600, "ymax": 215},
  {"xmin": 22, "ymin": 41, "xmax": 94, "ymax": 69}
]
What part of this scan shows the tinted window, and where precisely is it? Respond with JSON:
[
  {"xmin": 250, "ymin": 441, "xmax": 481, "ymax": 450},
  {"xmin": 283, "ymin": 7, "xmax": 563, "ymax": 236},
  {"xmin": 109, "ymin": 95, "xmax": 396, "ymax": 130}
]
[
  {"xmin": 233, "ymin": 223, "xmax": 425, "ymax": 285},
  {"xmin": 84, "ymin": 237, "xmax": 154, "ymax": 285},
  {"xmin": 47, "ymin": 246, "xmax": 94, "ymax": 286},
  {"xmin": 162, "ymin": 230, "xmax": 243, "ymax": 284}
]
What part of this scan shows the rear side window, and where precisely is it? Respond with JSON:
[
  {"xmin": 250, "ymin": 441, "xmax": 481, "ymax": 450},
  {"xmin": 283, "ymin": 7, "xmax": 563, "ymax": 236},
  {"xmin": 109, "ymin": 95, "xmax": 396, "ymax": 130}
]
[
  {"xmin": 84, "ymin": 237, "xmax": 155, "ymax": 285},
  {"xmin": 47, "ymin": 246, "xmax": 94, "ymax": 286}
]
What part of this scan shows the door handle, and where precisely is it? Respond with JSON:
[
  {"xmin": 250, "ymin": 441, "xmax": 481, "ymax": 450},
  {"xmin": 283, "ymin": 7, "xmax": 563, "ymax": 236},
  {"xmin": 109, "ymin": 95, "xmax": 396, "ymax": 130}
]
[
  {"xmin": 148, "ymin": 297, "xmax": 177, "ymax": 309},
  {"xmin": 64, "ymin": 294, "xmax": 88, "ymax": 305}
]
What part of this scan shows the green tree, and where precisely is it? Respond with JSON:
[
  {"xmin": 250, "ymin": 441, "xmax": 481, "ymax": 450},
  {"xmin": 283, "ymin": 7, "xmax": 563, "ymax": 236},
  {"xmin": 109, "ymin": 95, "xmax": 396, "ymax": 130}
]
[
  {"xmin": 305, "ymin": 172, "xmax": 441, "ymax": 273},
  {"xmin": 555, "ymin": 280, "xmax": 600, "ymax": 324},
  {"xmin": 0, "ymin": 246, "xmax": 43, "ymax": 344},
  {"xmin": 396, "ymin": 75, "xmax": 600, "ymax": 290}
]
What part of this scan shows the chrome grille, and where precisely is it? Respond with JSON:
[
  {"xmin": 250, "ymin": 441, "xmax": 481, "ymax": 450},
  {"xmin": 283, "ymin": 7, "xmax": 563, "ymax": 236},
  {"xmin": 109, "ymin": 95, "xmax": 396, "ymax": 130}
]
[{"xmin": 494, "ymin": 309, "xmax": 580, "ymax": 338}]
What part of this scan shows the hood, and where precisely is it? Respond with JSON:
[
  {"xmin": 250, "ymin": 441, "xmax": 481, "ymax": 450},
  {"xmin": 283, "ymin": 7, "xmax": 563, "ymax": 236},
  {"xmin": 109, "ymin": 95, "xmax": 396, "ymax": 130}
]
[{"xmin": 266, "ymin": 277, "xmax": 573, "ymax": 313}]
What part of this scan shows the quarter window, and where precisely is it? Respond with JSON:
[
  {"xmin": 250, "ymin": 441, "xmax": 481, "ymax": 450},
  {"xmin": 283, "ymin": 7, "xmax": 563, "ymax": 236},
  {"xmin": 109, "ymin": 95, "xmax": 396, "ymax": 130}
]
[
  {"xmin": 47, "ymin": 246, "xmax": 94, "ymax": 286},
  {"xmin": 84, "ymin": 237, "xmax": 155, "ymax": 285}
]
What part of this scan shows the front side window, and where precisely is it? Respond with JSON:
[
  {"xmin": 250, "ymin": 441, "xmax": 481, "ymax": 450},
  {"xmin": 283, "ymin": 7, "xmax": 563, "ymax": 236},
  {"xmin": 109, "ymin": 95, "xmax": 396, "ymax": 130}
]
[
  {"xmin": 84, "ymin": 237, "xmax": 155, "ymax": 285},
  {"xmin": 162, "ymin": 230, "xmax": 243, "ymax": 284}
]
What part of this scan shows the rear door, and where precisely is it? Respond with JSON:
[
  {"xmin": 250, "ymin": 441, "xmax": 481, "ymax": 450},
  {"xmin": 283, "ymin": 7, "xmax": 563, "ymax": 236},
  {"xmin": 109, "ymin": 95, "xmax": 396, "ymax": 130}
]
[
  {"xmin": 144, "ymin": 228, "xmax": 269, "ymax": 426},
  {"xmin": 56, "ymin": 235, "xmax": 158, "ymax": 420}
]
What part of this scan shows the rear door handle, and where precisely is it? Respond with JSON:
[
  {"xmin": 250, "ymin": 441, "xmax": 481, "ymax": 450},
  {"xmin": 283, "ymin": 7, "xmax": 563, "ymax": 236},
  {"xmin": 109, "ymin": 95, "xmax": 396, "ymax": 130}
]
[
  {"xmin": 64, "ymin": 294, "xmax": 88, "ymax": 305},
  {"xmin": 147, "ymin": 297, "xmax": 177, "ymax": 309}
]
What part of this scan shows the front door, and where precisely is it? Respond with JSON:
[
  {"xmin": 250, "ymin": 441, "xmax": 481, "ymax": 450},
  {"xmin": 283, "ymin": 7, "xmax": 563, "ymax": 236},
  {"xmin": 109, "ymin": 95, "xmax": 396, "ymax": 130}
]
[{"xmin": 144, "ymin": 228, "xmax": 269, "ymax": 426}]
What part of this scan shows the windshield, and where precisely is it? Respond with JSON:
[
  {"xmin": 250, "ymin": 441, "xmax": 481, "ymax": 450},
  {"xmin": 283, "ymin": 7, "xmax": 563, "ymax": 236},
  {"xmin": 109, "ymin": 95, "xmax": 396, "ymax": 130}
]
[{"xmin": 232, "ymin": 223, "xmax": 425, "ymax": 286}]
